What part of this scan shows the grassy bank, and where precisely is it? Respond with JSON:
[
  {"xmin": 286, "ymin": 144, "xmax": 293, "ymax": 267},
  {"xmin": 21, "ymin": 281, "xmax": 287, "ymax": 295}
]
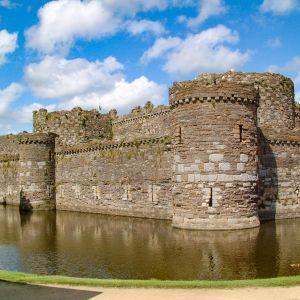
[{"xmin": 1, "ymin": 270, "xmax": 300, "ymax": 289}]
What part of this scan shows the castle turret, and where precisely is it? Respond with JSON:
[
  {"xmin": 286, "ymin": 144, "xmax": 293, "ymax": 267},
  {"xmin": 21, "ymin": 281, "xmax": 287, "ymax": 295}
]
[
  {"xmin": 18, "ymin": 133, "xmax": 56, "ymax": 210},
  {"xmin": 170, "ymin": 78, "xmax": 260, "ymax": 230}
]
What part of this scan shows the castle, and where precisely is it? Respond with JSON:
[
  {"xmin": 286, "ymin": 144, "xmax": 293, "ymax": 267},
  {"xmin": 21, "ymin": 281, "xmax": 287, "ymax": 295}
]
[{"xmin": 1, "ymin": 71, "xmax": 300, "ymax": 230}]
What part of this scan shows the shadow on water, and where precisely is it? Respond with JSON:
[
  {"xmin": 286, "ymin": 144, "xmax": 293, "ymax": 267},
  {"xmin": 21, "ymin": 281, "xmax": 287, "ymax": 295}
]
[
  {"xmin": 19, "ymin": 210, "xmax": 33, "ymax": 227},
  {"xmin": 257, "ymin": 127, "xmax": 278, "ymax": 222},
  {"xmin": 0, "ymin": 207, "xmax": 300, "ymax": 280},
  {"xmin": 255, "ymin": 221, "xmax": 279, "ymax": 278}
]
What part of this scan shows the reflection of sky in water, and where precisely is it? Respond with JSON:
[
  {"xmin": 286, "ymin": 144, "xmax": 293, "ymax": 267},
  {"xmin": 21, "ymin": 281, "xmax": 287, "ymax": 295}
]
[{"xmin": 0, "ymin": 245, "xmax": 23, "ymax": 271}]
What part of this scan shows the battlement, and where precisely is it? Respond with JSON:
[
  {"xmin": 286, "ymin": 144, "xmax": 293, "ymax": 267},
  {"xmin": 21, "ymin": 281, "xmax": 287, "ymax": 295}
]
[
  {"xmin": 169, "ymin": 80, "xmax": 258, "ymax": 107},
  {"xmin": 18, "ymin": 133, "xmax": 57, "ymax": 145},
  {"xmin": 112, "ymin": 103, "xmax": 171, "ymax": 127},
  {"xmin": 55, "ymin": 136, "xmax": 171, "ymax": 156}
]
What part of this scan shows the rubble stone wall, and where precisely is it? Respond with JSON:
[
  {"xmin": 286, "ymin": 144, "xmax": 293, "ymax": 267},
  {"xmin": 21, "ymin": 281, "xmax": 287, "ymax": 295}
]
[
  {"xmin": 258, "ymin": 129, "xmax": 300, "ymax": 220},
  {"xmin": 0, "ymin": 154, "xmax": 19, "ymax": 205},
  {"xmin": 112, "ymin": 105, "xmax": 171, "ymax": 141},
  {"xmin": 18, "ymin": 133, "xmax": 56, "ymax": 210},
  {"xmin": 55, "ymin": 136, "xmax": 172, "ymax": 219}
]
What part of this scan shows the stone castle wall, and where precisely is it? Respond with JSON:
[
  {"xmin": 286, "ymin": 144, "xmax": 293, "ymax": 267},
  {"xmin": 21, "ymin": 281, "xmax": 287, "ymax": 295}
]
[
  {"xmin": 1, "ymin": 71, "xmax": 300, "ymax": 230},
  {"xmin": 0, "ymin": 154, "xmax": 19, "ymax": 205},
  {"xmin": 55, "ymin": 136, "xmax": 172, "ymax": 219},
  {"xmin": 33, "ymin": 107, "xmax": 112, "ymax": 146},
  {"xmin": 258, "ymin": 128, "xmax": 300, "ymax": 220}
]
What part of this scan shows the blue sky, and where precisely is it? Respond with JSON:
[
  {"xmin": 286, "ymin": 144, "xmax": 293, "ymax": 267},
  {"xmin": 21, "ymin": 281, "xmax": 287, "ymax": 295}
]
[{"xmin": 0, "ymin": 0, "xmax": 300, "ymax": 134}]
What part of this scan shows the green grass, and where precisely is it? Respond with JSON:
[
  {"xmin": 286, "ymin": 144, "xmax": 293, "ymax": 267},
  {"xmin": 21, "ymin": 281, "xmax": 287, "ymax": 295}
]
[{"xmin": 0, "ymin": 270, "xmax": 300, "ymax": 289}]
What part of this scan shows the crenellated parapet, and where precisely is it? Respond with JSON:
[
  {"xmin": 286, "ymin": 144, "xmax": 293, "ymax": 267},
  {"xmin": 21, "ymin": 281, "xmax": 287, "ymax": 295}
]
[
  {"xmin": 18, "ymin": 133, "xmax": 57, "ymax": 145},
  {"xmin": 112, "ymin": 102, "xmax": 172, "ymax": 142},
  {"xmin": 169, "ymin": 80, "xmax": 258, "ymax": 107},
  {"xmin": 55, "ymin": 136, "xmax": 171, "ymax": 156}
]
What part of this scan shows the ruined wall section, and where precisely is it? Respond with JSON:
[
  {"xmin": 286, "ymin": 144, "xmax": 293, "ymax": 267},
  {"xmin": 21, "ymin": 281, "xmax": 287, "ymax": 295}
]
[
  {"xmin": 33, "ymin": 107, "xmax": 112, "ymax": 146},
  {"xmin": 55, "ymin": 136, "xmax": 172, "ymax": 219},
  {"xmin": 112, "ymin": 103, "xmax": 171, "ymax": 142},
  {"xmin": 258, "ymin": 128, "xmax": 300, "ymax": 220},
  {"xmin": 198, "ymin": 72, "xmax": 295, "ymax": 130},
  {"xmin": 170, "ymin": 79, "xmax": 260, "ymax": 230}
]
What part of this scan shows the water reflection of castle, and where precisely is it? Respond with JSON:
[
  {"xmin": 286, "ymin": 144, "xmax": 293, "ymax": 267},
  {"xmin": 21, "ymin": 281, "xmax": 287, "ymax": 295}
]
[{"xmin": 1, "ymin": 207, "xmax": 300, "ymax": 279}]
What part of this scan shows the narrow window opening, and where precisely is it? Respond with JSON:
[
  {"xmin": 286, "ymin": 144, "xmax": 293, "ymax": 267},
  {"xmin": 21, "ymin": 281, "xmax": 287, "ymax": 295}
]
[
  {"xmin": 209, "ymin": 187, "xmax": 213, "ymax": 207},
  {"xmin": 239, "ymin": 125, "xmax": 243, "ymax": 142},
  {"xmin": 179, "ymin": 126, "xmax": 182, "ymax": 144},
  {"xmin": 49, "ymin": 150, "xmax": 52, "ymax": 161},
  {"xmin": 47, "ymin": 185, "xmax": 51, "ymax": 197},
  {"xmin": 151, "ymin": 184, "xmax": 154, "ymax": 202}
]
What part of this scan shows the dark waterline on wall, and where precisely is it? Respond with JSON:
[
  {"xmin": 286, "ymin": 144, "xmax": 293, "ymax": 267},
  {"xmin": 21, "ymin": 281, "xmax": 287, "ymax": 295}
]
[{"xmin": 0, "ymin": 206, "xmax": 300, "ymax": 280}]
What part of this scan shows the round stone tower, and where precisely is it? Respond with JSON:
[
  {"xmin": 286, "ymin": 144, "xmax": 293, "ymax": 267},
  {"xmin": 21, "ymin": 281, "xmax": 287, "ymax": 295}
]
[
  {"xmin": 18, "ymin": 133, "xmax": 56, "ymax": 210},
  {"xmin": 170, "ymin": 78, "xmax": 260, "ymax": 230}
]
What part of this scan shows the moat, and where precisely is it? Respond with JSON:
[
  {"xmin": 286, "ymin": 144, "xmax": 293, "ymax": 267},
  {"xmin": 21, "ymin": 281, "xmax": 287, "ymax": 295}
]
[{"xmin": 1, "ymin": 206, "xmax": 300, "ymax": 280}]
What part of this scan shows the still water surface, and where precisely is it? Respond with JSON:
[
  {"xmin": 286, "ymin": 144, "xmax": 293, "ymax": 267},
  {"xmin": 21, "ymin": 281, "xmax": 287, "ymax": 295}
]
[{"xmin": 0, "ymin": 206, "xmax": 300, "ymax": 280}]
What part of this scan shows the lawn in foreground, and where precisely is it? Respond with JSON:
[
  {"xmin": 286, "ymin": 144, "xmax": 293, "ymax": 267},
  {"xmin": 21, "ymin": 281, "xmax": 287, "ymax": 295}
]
[{"xmin": 1, "ymin": 270, "xmax": 300, "ymax": 289}]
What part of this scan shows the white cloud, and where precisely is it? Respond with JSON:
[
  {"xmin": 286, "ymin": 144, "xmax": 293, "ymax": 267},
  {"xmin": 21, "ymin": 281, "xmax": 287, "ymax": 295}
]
[
  {"xmin": 64, "ymin": 76, "xmax": 165, "ymax": 112},
  {"xmin": 25, "ymin": 0, "xmax": 120, "ymax": 55},
  {"xmin": 25, "ymin": 0, "xmax": 196, "ymax": 55},
  {"xmin": 126, "ymin": 19, "xmax": 166, "ymax": 36},
  {"xmin": 141, "ymin": 37, "xmax": 181, "ymax": 63},
  {"xmin": 25, "ymin": 56, "xmax": 166, "ymax": 114},
  {"xmin": 0, "ymin": 29, "xmax": 18, "ymax": 65},
  {"xmin": 25, "ymin": 56, "xmax": 123, "ymax": 99},
  {"xmin": 0, "ymin": 83, "xmax": 23, "ymax": 114},
  {"xmin": 266, "ymin": 38, "xmax": 282, "ymax": 48},
  {"xmin": 260, "ymin": 0, "xmax": 300, "ymax": 14},
  {"xmin": 180, "ymin": 0, "xmax": 227, "ymax": 27},
  {"xmin": 142, "ymin": 25, "xmax": 250, "ymax": 75},
  {"xmin": 100, "ymin": 0, "xmax": 170, "ymax": 15},
  {"xmin": 0, "ymin": 83, "xmax": 24, "ymax": 133},
  {"xmin": 0, "ymin": 0, "xmax": 17, "ymax": 9}
]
